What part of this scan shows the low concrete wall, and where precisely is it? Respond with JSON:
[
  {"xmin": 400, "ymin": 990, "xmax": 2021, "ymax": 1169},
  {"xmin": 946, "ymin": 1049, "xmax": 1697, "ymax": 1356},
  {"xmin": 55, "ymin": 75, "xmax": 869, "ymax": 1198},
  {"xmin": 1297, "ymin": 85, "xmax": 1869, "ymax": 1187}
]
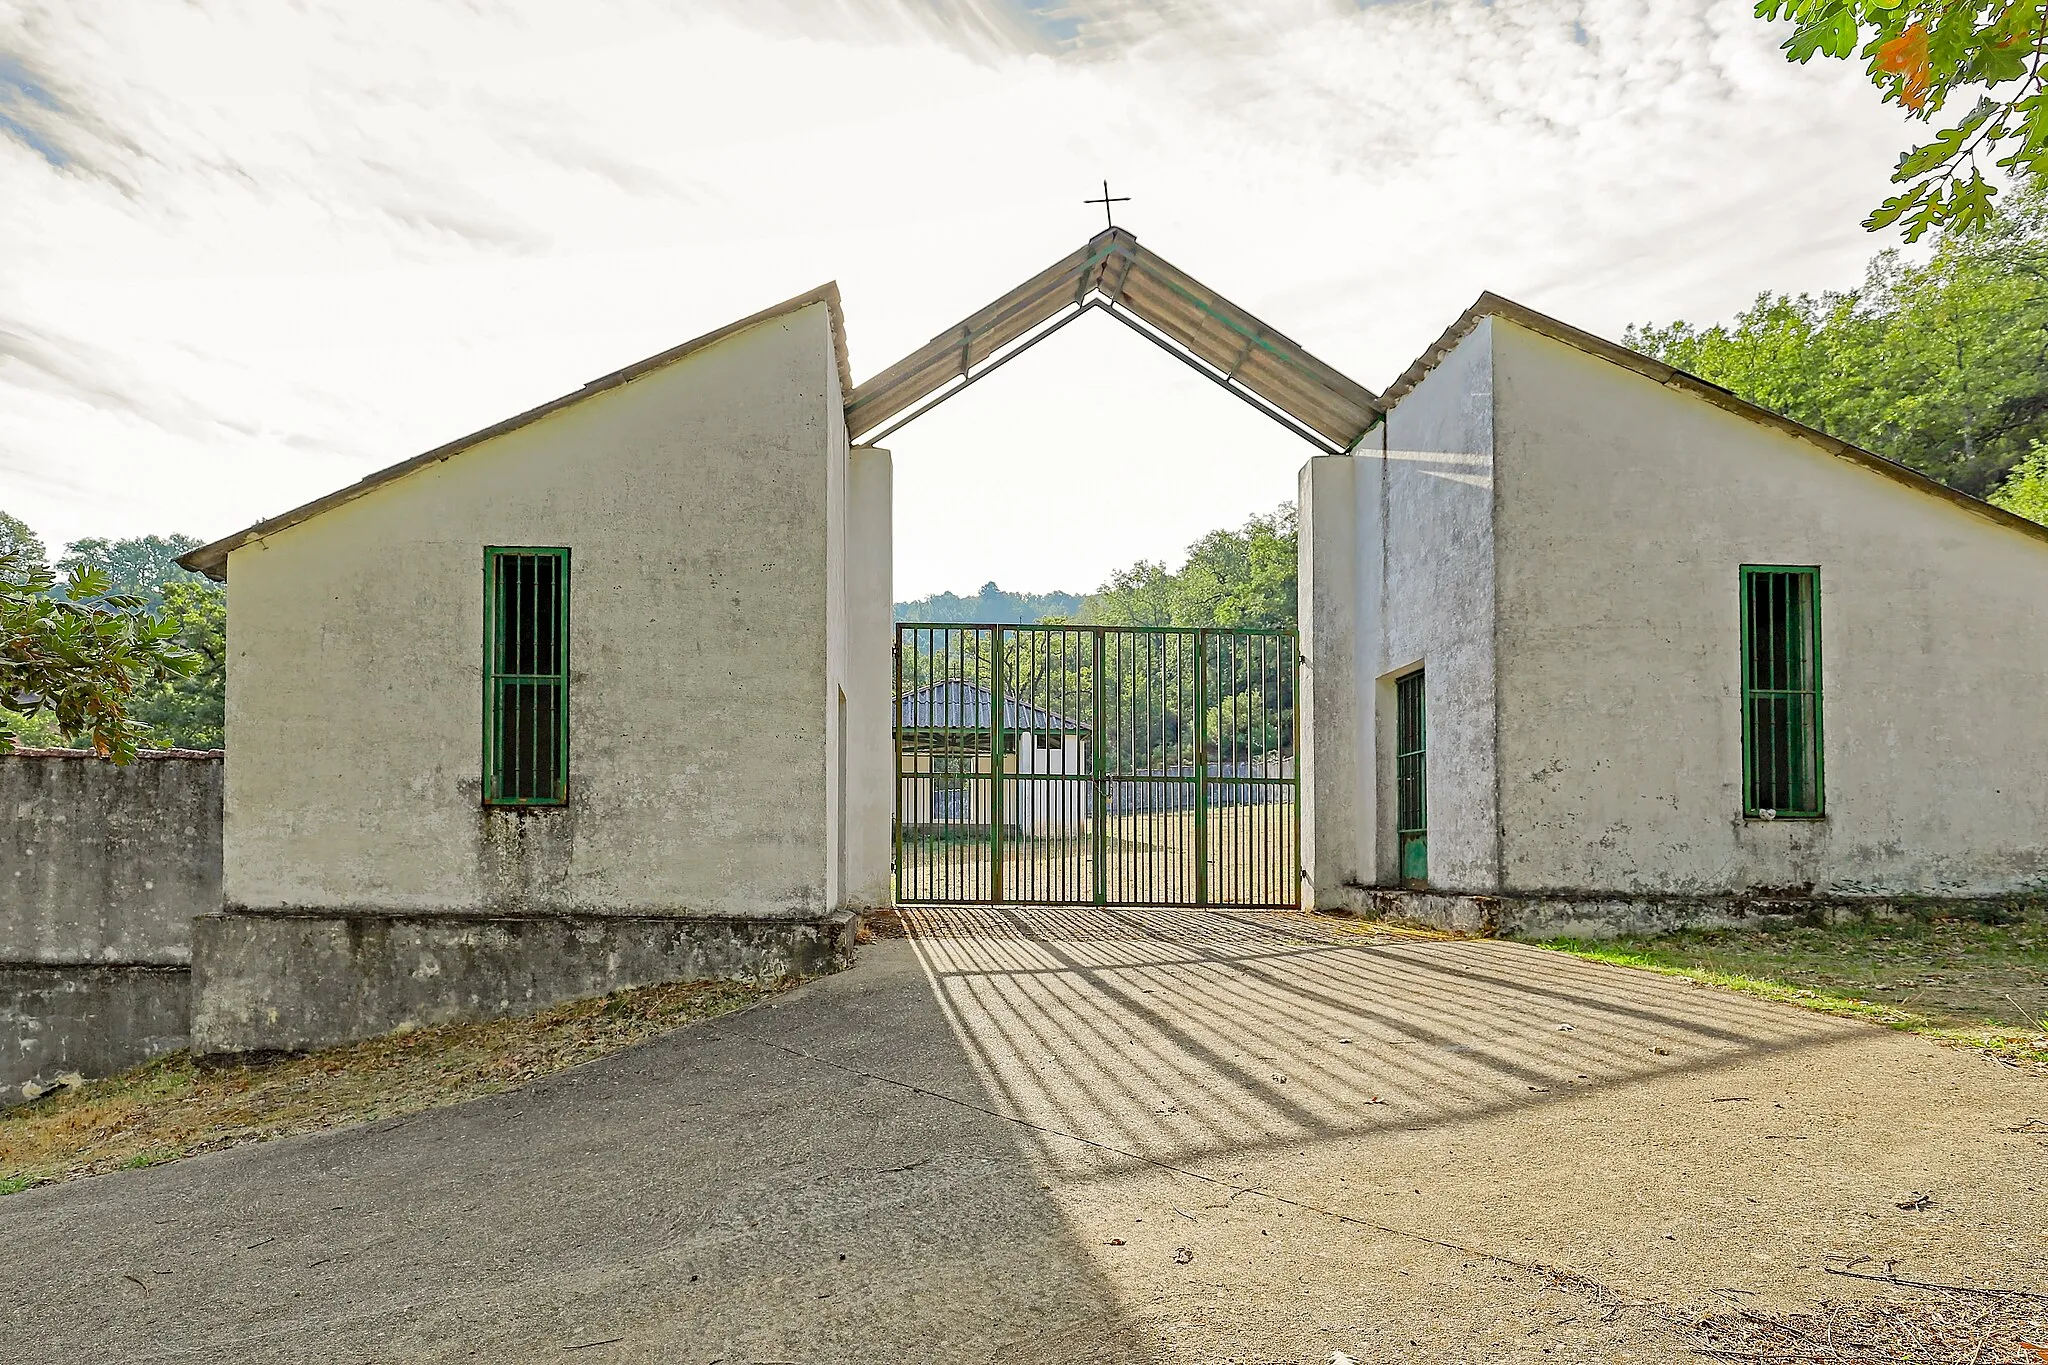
[
  {"xmin": 191, "ymin": 908, "xmax": 859, "ymax": 1055},
  {"xmin": 3, "ymin": 750, "xmax": 222, "ymax": 964},
  {"xmin": 2, "ymin": 965, "xmax": 191, "ymax": 1089},
  {"xmin": 1350, "ymin": 887, "xmax": 2048, "ymax": 940},
  {"xmin": 2, "ymin": 750, "xmax": 222, "ymax": 1097}
]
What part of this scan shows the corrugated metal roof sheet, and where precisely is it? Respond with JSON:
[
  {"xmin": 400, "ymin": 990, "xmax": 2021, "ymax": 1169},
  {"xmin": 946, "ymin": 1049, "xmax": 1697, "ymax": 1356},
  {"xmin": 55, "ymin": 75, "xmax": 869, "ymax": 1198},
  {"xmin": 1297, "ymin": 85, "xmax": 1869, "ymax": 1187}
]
[
  {"xmin": 898, "ymin": 682, "xmax": 1088, "ymax": 734},
  {"xmin": 845, "ymin": 228, "xmax": 1382, "ymax": 449}
]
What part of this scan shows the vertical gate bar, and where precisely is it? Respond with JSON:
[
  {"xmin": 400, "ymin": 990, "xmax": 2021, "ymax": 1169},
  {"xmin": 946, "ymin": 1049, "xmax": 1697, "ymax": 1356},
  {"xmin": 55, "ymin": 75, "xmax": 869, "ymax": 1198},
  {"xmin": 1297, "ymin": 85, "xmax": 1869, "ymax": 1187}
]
[
  {"xmin": 1155, "ymin": 632, "xmax": 1164, "ymax": 906},
  {"xmin": 893, "ymin": 625, "xmax": 904, "ymax": 904},
  {"xmin": 990, "ymin": 626, "xmax": 1006, "ymax": 904},
  {"xmin": 1291, "ymin": 630, "xmax": 1302, "ymax": 907},
  {"xmin": 1092, "ymin": 627, "xmax": 1106, "ymax": 906},
  {"xmin": 1143, "ymin": 632, "xmax": 1154, "ymax": 907},
  {"xmin": 1193, "ymin": 629, "xmax": 1209, "ymax": 907},
  {"xmin": 965, "ymin": 626, "xmax": 974, "ymax": 901},
  {"xmin": 1117, "ymin": 631, "xmax": 1128, "ymax": 906}
]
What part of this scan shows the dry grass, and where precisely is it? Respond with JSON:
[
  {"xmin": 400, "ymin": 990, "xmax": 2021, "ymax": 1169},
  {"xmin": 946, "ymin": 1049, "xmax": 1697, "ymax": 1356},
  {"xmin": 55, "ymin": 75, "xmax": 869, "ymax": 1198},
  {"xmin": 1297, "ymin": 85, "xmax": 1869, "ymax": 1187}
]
[
  {"xmin": 0, "ymin": 977, "xmax": 780, "ymax": 1196},
  {"xmin": 1272, "ymin": 910, "xmax": 1467, "ymax": 943},
  {"xmin": 1541, "ymin": 1263, "xmax": 2048, "ymax": 1362},
  {"xmin": 1682, "ymin": 1284, "xmax": 2048, "ymax": 1362}
]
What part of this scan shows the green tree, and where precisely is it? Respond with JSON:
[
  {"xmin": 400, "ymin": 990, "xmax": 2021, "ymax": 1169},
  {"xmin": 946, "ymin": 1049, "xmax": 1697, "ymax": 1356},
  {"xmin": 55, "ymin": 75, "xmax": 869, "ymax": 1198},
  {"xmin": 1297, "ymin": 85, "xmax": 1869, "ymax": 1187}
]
[
  {"xmin": 130, "ymin": 579, "xmax": 225, "ymax": 749},
  {"xmin": 56, "ymin": 533, "xmax": 205, "ymax": 609},
  {"xmin": 1756, "ymin": 0, "xmax": 2048, "ymax": 238},
  {"xmin": 893, "ymin": 582, "xmax": 1086, "ymax": 625},
  {"xmin": 1084, "ymin": 504, "xmax": 1298, "ymax": 629},
  {"xmin": 0, "ymin": 511, "xmax": 46, "ymax": 574},
  {"xmin": 1083, "ymin": 560, "xmax": 1179, "ymax": 627},
  {"xmin": 1991, "ymin": 440, "xmax": 2048, "ymax": 521},
  {"xmin": 1, "ymin": 549, "xmax": 200, "ymax": 762},
  {"xmin": 1626, "ymin": 181, "xmax": 2048, "ymax": 496}
]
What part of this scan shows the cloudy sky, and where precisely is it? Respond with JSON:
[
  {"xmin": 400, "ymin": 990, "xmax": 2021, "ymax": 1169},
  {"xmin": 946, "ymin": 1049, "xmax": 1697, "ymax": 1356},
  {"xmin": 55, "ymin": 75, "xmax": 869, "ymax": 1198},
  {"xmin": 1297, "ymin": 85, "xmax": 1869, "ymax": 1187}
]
[{"xmin": 2, "ymin": 0, "xmax": 1910, "ymax": 598}]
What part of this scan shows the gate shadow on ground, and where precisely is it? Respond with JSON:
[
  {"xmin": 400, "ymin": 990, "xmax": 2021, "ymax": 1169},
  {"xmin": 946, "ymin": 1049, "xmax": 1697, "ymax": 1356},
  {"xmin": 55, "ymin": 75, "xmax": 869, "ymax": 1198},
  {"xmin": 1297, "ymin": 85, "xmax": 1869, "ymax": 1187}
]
[
  {"xmin": 901, "ymin": 904, "xmax": 1863, "ymax": 1176},
  {"xmin": 0, "ymin": 941, "xmax": 1160, "ymax": 1365},
  {"xmin": 0, "ymin": 909, "xmax": 1911, "ymax": 1365}
]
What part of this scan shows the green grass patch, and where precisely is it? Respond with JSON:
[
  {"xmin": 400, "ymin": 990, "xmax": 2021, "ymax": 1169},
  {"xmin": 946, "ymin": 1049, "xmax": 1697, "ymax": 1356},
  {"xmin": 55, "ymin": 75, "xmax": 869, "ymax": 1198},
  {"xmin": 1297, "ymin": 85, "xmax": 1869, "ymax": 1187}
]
[
  {"xmin": 115, "ymin": 1148, "xmax": 181, "ymax": 1171},
  {"xmin": 1540, "ymin": 914, "xmax": 2048, "ymax": 1067}
]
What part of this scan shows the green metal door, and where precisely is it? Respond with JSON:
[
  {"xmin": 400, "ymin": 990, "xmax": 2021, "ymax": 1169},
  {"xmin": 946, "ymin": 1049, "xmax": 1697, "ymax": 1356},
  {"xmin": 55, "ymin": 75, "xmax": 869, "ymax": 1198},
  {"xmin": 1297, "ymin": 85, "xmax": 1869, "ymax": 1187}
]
[
  {"xmin": 1395, "ymin": 669, "xmax": 1427, "ymax": 885},
  {"xmin": 894, "ymin": 623, "xmax": 1299, "ymax": 908}
]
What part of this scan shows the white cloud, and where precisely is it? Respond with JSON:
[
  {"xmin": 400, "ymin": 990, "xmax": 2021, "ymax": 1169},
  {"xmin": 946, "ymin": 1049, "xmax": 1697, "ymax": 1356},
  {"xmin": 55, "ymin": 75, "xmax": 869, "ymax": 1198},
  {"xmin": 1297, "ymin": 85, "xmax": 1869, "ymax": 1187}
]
[{"xmin": 0, "ymin": 0, "xmax": 1911, "ymax": 596}]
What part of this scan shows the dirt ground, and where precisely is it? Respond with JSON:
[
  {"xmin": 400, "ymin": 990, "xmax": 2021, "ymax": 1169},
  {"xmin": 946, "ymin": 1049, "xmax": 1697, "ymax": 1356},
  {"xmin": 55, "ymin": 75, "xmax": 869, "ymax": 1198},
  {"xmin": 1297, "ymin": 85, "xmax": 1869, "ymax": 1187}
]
[{"xmin": 2, "ymin": 907, "xmax": 2043, "ymax": 1363}]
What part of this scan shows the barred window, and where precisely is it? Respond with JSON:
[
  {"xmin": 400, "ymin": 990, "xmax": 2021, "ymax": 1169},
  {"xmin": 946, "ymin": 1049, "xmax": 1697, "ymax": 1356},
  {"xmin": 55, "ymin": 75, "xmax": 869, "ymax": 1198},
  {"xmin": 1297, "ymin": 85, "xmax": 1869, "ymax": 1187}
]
[
  {"xmin": 484, "ymin": 547, "xmax": 569, "ymax": 805},
  {"xmin": 1740, "ymin": 566, "xmax": 1822, "ymax": 818},
  {"xmin": 1395, "ymin": 669, "xmax": 1427, "ymax": 884}
]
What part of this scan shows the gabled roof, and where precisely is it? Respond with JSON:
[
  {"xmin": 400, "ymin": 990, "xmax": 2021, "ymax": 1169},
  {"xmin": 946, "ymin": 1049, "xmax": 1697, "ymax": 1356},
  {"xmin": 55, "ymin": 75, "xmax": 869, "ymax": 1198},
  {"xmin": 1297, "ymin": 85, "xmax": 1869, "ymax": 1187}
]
[
  {"xmin": 1386, "ymin": 292, "xmax": 2048, "ymax": 548},
  {"xmin": 899, "ymin": 681, "xmax": 1089, "ymax": 734},
  {"xmin": 844, "ymin": 227, "xmax": 1382, "ymax": 450},
  {"xmin": 178, "ymin": 284, "xmax": 851, "ymax": 580}
]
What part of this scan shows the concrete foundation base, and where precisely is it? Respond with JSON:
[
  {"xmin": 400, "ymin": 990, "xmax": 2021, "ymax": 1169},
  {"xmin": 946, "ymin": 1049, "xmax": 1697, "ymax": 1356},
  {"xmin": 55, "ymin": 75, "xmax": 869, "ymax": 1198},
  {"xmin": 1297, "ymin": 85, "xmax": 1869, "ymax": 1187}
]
[
  {"xmin": 1343, "ymin": 888, "xmax": 2048, "ymax": 940},
  {"xmin": 191, "ymin": 909, "xmax": 859, "ymax": 1056},
  {"xmin": 1, "ymin": 964, "xmax": 191, "ymax": 1101}
]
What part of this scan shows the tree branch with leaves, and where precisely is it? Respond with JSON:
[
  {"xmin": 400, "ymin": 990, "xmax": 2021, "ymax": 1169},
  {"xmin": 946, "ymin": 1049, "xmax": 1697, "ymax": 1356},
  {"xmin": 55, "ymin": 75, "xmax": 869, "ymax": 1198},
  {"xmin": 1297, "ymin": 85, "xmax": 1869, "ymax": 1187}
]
[
  {"xmin": 1, "ymin": 549, "xmax": 202, "ymax": 762},
  {"xmin": 1758, "ymin": 0, "xmax": 2047, "ymax": 238}
]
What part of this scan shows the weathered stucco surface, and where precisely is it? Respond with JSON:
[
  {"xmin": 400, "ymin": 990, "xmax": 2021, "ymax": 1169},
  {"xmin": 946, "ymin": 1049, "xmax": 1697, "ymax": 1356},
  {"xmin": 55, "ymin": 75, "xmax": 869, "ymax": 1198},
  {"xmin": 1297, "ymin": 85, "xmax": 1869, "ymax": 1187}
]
[
  {"xmin": 1492, "ymin": 322, "xmax": 2048, "ymax": 897},
  {"xmin": 2, "ymin": 752, "xmax": 221, "ymax": 964},
  {"xmin": 1298, "ymin": 454, "xmax": 1365, "ymax": 908},
  {"xmin": 3, "ymin": 965, "xmax": 190, "ymax": 1094},
  {"xmin": 840, "ymin": 445, "xmax": 894, "ymax": 908},
  {"xmin": 1300, "ymin": 323, "xmax": 1500, "ymax": 904},
  {"xmin": 1371, "ymin": 322, "xmax": 1500, "ymax": 892},
  {"xmin": 1, "ymin": 752, "xmax": 219, "ymax": 1092},
  {"xmin": 222, "ymin": 303, "xmax": 850, "ymax": 920},
  {"xmin": 191, "ymin": 910, "xmax": 854, "ymax": 1055}
]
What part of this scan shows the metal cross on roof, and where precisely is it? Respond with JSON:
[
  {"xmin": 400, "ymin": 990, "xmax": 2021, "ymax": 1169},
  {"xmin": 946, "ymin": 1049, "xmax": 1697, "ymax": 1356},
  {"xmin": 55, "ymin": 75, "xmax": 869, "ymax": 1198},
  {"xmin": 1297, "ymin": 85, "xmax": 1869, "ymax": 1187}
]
[{"xmin": 1083, "ymin": 179, "xmax": 1130, "ymax": 230}]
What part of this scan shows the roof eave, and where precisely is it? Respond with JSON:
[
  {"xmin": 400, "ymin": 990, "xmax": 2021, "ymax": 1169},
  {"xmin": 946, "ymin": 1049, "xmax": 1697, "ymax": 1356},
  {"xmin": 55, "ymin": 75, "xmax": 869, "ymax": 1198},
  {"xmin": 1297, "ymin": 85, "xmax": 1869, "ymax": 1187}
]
[
  {"xmin": 1383, "ymin": 292, "xmax": 2048, "ymax": 550},
  {"xmin": 178, "ymin": 283, "xmax": 851, "ymax": 581}
]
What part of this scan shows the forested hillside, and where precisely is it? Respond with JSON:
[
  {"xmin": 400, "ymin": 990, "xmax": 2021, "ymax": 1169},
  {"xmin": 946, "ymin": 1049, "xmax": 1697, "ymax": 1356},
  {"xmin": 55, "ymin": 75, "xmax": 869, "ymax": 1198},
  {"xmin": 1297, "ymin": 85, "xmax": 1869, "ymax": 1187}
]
[
  {"xmin": 895, "ymin": 504, "xmax": 1299, "ymax": 631},
  {"xmin": 1078, "ymin": 504, "xmax": 1296, "ymax": 630},
  {"xmin": 893, "ymin": 583, "xmax": 1085, "ymax": 624},
  {"xmin": 1626, "ymin": 178, "xmax": 2048, "ymax": 518}
]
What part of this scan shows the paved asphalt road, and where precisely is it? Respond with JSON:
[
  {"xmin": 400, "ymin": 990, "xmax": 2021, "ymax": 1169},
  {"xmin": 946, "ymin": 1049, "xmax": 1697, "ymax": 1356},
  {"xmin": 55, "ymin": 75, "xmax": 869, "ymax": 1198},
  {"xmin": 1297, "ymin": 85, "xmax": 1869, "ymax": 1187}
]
[{"xmin": 5, "ymin": 907, "xmax": 2043, "ymax": 1363}]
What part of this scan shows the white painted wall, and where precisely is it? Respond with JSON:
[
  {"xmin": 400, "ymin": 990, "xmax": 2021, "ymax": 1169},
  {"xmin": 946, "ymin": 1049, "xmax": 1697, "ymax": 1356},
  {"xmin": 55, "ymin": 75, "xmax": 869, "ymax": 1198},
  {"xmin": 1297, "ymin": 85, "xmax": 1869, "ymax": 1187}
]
[
  {"xmin": 223, "ymin": 303, "xmax": 846, "ymax": 919},
  {"xmin": 1299, "ymin": 453, "xmax": 1366, "ymax": 907},
  {"xmin": 1012, "ymin": 733, "xmax": 1089, "ymax": 835},
  {"xmin": 841, "ymin": 445, "xmax": 894, "ymax": 907},
  {"xmin": 1371, "ymin": 322, "xmax": 1501, "ymax": 892},
  {"xmin": 825, "ymin": 344, "xmax": 850, "ymax": 914},
  {"xmin": 1492, "ymin": 321, "xmax": 2048, "ymax": 895},
  {"xmin": 1299, "ymin": 322, "xmax": 1501, "ymax": 900}
]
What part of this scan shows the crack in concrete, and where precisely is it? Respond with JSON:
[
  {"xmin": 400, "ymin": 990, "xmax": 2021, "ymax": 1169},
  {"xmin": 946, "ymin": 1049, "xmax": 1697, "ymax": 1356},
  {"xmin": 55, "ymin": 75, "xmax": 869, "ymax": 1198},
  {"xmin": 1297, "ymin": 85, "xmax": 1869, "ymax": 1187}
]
[{"xmin": 723, "ymin": 1028, "xmax": 1565, "ymax": 1283}]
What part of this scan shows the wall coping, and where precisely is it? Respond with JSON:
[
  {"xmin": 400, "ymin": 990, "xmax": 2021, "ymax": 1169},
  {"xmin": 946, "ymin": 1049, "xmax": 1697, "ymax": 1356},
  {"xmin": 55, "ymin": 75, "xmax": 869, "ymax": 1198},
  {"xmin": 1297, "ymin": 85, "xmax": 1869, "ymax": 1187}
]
[{"xmin": 4, "ymin": 747, "xmax": 223, "ymax": 761}]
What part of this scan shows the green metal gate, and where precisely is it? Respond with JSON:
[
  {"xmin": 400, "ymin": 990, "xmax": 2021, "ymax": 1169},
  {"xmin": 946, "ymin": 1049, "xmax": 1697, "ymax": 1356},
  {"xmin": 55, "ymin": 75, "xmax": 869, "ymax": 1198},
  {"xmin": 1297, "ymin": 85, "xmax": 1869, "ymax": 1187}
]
[{"xmin": 894, "ymin": 623, "xmax": 1299, "ymax": 908}]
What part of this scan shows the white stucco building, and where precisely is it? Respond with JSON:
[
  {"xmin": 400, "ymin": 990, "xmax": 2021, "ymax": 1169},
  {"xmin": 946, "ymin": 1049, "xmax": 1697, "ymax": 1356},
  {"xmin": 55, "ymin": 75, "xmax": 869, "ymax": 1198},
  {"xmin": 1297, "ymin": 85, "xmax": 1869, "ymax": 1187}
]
[
  {"xmin": 1300, "ymin": 296, "xmax": 2048, "ymax": 935},
  {"xmin": 175, "ymin": 229, "xmax": 2048, "ymax": 1050},
  {"xmin": 179, "ymin": 288, "xmax": 895, "ymax": 1051},
  {"xmin": 896, "ymin": 682, "xmax": 1091, "ymax": 837}
]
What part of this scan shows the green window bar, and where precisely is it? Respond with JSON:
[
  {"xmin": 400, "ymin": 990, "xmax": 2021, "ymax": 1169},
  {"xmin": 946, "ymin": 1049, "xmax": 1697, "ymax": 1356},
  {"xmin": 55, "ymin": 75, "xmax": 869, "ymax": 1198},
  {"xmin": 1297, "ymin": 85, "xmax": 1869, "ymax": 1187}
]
[
  {"xmin": 483, "ymin": 547, "xmax": 570, "ymax": 806},
  {"xmin": 1740, "ymin": 565, "xmax": 1823, "ymax": 818},
  {"xmin": 1395, "ymin": 669, "xmax": 1427, "ymax": 885}
]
